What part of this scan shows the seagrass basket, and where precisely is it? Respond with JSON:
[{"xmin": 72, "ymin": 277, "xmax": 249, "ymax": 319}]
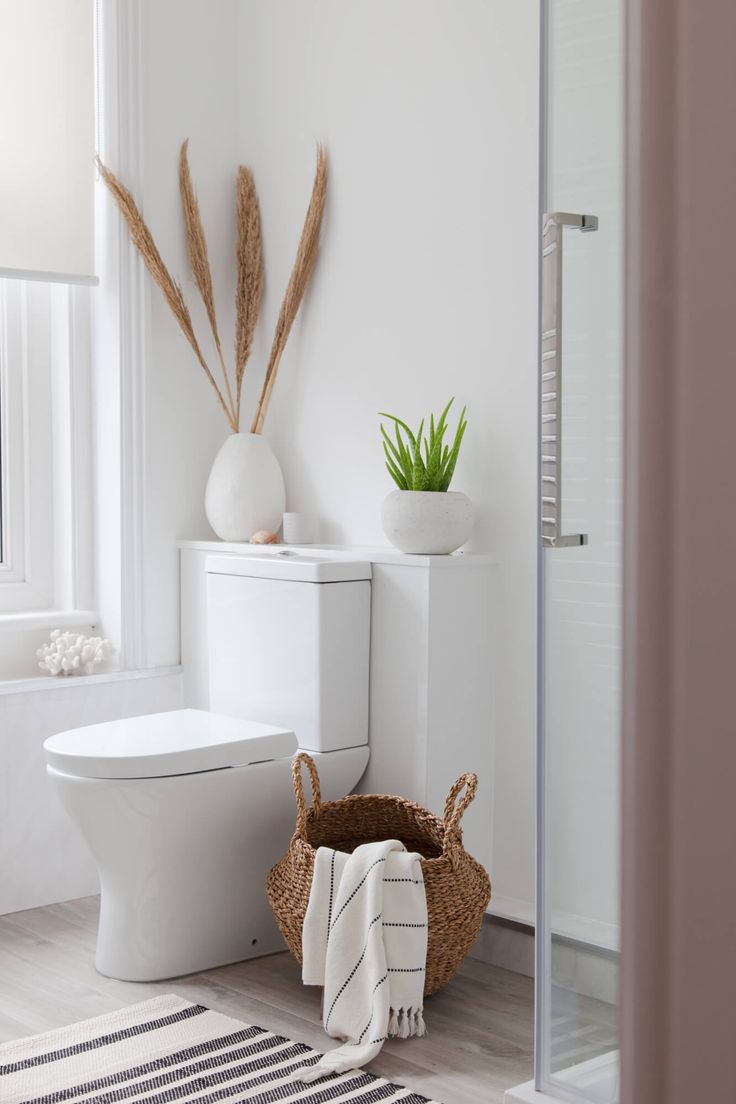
[{"xmin": 266, "ymin": 752, "xmax": 491, "ymax": 996}]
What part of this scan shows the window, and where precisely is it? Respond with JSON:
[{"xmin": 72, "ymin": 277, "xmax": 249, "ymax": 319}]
[
  {"xmin": 0, "ymin": 279, "xmax": 94, "ymax": 617},
  {"xmin": 0, "ymin": 0, "xmax": 96, "ymax": 640},
  {"xmin": 0, "ymin": 0, "xmax": 141, "ymax": 679}
]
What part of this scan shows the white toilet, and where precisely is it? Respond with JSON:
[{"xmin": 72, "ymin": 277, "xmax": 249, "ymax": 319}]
[{"xmin": 43, "ymin": 553, "xmax": 371, "ymax": 981}]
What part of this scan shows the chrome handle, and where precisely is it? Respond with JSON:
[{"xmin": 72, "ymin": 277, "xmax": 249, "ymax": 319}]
[{"xmin": 541, "ymin": 211, "xmax": 598, "ymax": 549}]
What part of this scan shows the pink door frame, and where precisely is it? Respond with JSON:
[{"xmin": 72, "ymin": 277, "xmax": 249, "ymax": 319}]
[{"xmin": 622, "ymin": 2, "xmax": 736, "ymax": 1101}]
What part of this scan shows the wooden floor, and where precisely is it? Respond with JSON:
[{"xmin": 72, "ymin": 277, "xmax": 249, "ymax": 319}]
[
  {"xmin": 0, "ymin": 896, "xmax": 532, "ymax": 1103},
  {"xmin": 0, "ymin": 897, "xmax": 620, "ymax": 1102}
]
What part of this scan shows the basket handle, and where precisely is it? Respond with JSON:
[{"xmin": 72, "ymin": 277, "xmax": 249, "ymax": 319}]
[
  {"xmin": 442, "ymin": 772, "xmax": 478, "ymax": 858},
  {"xmin": 292, "ymin": 752, "xmax": 322, "ymax": 840}
]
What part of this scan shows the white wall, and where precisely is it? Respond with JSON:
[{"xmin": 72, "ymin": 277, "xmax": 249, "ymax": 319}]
[
  {"xmin": 138, "ymin": 0, "xmax": 242, "ymax": 669},
  {"xmin": 233, "ymin": 0, "xmax": 540, "ymax": 913}
]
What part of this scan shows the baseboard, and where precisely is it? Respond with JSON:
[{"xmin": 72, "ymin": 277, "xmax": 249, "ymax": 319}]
[
  {"xmin": 470, "ymin": 913, "xmax": 619, "ymax": 1004},
  {"xmin": 550, "ymin": 935, "xmax": 618, "ymax": 1005},
  {"xmin": 469, "ymin": 912, "xmax": 535, "ymax": 977},
  {"xmin": 489, "ymin": 893, "xmax": 619, "ymax": 953}
]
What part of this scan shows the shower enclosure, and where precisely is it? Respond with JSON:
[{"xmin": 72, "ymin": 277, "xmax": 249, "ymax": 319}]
[{"xmin": 536, "ymin": 1, "xmax": 623, "ymax": 1101}]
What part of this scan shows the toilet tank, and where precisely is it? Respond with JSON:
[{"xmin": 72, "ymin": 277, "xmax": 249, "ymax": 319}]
[{"xmin": 205, "ymin": 553, "xmax": 371, "ymax": 752}]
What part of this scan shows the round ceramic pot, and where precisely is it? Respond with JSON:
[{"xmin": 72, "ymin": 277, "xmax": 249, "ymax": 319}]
[
  {"xmin": 381, "ymin": 490, "xmax": 474, "ymax": 555},
  {"xmin": 205, "ymin": 432, "xmax": 285, "ymax": 541}
]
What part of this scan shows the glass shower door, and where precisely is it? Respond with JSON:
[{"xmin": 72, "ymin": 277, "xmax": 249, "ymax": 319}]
[{"xmin": 537, "ymin": 1, "xmax": 623, "ymax": 1102}]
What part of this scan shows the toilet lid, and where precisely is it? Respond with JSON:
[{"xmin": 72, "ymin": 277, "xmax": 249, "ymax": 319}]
[{"xmin": 43, "ymin": 709, "xmax": 298, "ymax": 780}]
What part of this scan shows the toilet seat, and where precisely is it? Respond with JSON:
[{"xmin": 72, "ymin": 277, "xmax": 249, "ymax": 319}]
[{"xmin": 43, "ymin": 708, "xmax": 297, "ymax": 780}]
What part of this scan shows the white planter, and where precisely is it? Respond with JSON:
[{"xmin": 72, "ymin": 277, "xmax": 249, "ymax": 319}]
[
  {"xmin": 381, "ymin": 490, "xmax": 474, "ymax": 554},
  {"xmin": 205, "ymin": 433, "xmax": 285, "ymax": 542}
]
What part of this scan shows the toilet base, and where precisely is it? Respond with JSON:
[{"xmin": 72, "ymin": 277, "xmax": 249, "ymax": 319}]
[
  {"xmin": 94, "ymin": 911, "xmax": 286, "ymax": 983},
  {"xmin": 48, "ymin": 745, "xmax": 368, "ymax": 981}
]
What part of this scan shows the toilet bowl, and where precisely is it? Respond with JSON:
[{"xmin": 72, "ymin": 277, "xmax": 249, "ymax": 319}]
[
  {"xmin": 44, "ymin": 553, "xmax": 372, "ymax": 981},
  {"xmin": 45, "ymin": 710, "xmax": 368, "ymax": 981}
]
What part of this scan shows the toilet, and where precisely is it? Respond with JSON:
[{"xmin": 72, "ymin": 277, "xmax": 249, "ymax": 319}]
[{"xmin": 43, "ymin": 553, "xmax": 371, "ymax": 981}]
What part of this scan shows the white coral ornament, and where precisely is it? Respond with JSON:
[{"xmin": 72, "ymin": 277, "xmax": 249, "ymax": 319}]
[{"xmin": 37, "ymin": 630, "xmax": 115, "ymax": 677}]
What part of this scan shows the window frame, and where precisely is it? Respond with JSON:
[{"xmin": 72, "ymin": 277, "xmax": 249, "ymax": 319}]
[{"xmin": 0, "ymin": 280, "xmax": 27, "ymax": 587}]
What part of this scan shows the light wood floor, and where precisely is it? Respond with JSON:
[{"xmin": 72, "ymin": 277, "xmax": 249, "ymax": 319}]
[
  {"xmin": 0, "ymin": 896, "xmax": 532, "ymax": 1103},
  {"xmin": 0, "ymin": 897, "xmax": 616, "ymax": 1104}
]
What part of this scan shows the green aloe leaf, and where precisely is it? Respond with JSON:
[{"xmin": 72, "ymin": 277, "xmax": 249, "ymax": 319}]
[
  {"xmin": 425, "ymin": 431, "xmax": 445, "ymax": 488},
  {"xmin": 382, "ymin": 422, "xmax": 413, "ymax": 483},
  {"xmin": 379, "ymin": 400, "xmax": 468, "ymax": 493},
  {"xmin": 381, "ymin": 424, "xmax": 403, "ymax": 466},
  {"xmin": 379, "ymin": 412, "xmax": 416, "ymax": 453},
  {"xmin": 394, "ymin": 424, "xmax": 414, "ymax": 481},
  {"xmin": 439, "ymin": 407, "xmax": 467, "ymax": 490},
  {"xmin": 434, "ymin": 397, "xmax": 454, "ymax": 444},
  {"xmin": 385, "ymin": 454, "xmax": 408, "ymax": 489},
  {"xmin": 411, "ymin": 419, "xmax": 428, "ymax": 490}
]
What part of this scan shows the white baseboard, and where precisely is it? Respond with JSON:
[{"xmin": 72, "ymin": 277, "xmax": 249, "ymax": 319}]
[
  {"xmin": 471, "ymin": 913, "xmax": 619, "ymax": 1005},
  {"xmin": 489, "ymin": 894, "xmax": 619, "ymax": 953},
  {"xmin": 471, "ymin": 912, "xmax": 535, "ymax": 977}
]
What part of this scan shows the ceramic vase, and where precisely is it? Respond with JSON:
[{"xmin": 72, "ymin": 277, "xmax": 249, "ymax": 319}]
[
  {"xmin": 381, "ymin": 489, "xmax": 474, "ymax": 554},
  {"xmin": 205, "ymin": 432, "xmax": 285, "ymax": 542}
]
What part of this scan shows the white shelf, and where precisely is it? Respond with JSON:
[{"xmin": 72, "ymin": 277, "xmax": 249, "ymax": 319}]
[{"xmin": 177, "ymin": 539, "xmax": 495, "ymax": 569}]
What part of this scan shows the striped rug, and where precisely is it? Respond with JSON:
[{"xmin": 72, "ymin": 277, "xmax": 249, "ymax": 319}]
[{"xmin": 0, "ymin": 994, "xmax": 441, "ymax": 1104}]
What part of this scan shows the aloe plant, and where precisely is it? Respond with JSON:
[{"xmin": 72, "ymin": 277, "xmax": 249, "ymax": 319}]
[{"xmin": 380, "ymin": 398, "xmax": 468, "ymax": 492}]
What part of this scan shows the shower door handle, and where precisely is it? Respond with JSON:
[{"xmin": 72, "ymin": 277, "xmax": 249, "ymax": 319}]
[{"xmin": 540, "ymin": 211, "xmax": 598, "ymax": 549}]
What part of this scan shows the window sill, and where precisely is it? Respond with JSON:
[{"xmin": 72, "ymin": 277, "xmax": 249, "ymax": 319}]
[
  {"xmin": 0, "ymin": 609, "xmax": 99, "ymax": 632},
  {"xmin": 0, "ymin": 664, "xmax": 183, "ymax": 696}
]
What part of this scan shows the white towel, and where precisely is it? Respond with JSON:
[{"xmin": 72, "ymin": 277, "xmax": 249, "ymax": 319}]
[{"xmin": 292, "ymin": 839, "xmax": 428, "ymax": 1082}]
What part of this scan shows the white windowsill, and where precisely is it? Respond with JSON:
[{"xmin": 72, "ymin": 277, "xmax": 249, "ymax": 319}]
[
  {"xmin": 0, "ymin": 664, "xmax": 183, "ymax": 697},
  {"xmin": 0, "ymin": 609, "xmax": 99, "ymax": 631}
]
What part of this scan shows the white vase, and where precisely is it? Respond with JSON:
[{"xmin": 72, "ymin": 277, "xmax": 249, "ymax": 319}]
[
  {"xmin": 205, "ymin": 432, "xmax": 285, "ymax": 542},
  {"xmin": 381, "ymin": 490, "xmax": 474, "ymax": 555}
]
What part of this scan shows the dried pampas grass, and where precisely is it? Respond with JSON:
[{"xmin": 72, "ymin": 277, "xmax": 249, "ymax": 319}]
[
  {"xmin": 97, "ymin": 156, "xmax": 237, "ymax": 431},
  {"xmin": 251, "ymin": 145, "xmax": 328, "ymax": 434},
  {"xmin": 179, "ymin": 140, "xmax": 236, "ymax": 424},
  {"xmin": 235, "ymin": 166, "xmax": 264, "ymax": 422},
  {"xmin": 98, "ymin": 141, "xmax": 326, "ymax": 436}
]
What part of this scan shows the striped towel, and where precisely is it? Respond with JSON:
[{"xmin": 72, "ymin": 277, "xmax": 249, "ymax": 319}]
[{"xmin": 293, "ymin": 840, "xmax": 428, "ymax": 1082}]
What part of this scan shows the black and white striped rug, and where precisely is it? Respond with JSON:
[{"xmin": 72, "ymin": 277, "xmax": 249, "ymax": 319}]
[{"xmin": 0, "ymin": 994, "xmax": 441, "ymax": 1104}]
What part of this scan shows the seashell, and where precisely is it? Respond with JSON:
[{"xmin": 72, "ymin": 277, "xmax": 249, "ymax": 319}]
[{"xmin": 249, "ymin": 529, "xmax": 279, "ymax": 545}]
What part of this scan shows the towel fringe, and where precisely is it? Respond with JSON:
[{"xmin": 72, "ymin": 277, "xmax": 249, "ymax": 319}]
[{"xmin": 388, "ymin": 1006, "xmax": 426, "ymax": 1039}]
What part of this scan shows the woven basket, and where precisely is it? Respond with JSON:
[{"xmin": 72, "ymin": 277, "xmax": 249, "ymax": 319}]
[{"xmin": 267, "ymin": 752, "xmax": 491, "ymax": 996}]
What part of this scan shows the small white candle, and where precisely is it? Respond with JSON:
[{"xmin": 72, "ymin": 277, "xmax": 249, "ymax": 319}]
[{"xmin": 282, "ymin": 512, "xmax": 317, "ymax": 545}]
